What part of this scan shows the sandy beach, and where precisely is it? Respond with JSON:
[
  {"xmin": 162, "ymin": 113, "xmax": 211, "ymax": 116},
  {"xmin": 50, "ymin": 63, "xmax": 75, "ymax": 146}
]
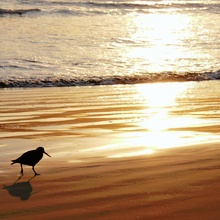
[{"xmin": 1, "ymin": 81, "xmax": 220, "ymax": 219}]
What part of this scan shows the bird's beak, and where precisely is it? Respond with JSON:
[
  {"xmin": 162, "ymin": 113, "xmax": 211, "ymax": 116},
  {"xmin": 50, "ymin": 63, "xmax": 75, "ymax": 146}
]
[{"xmin": 44, "ymin": 151, "xmax": 51, "ymax": 157}]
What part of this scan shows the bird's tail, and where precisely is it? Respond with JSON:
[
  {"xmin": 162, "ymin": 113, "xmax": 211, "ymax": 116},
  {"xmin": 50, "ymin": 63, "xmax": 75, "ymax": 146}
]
[{"xmin": 11, "ymin": 160, "xmax": 15, "ymax": 165}]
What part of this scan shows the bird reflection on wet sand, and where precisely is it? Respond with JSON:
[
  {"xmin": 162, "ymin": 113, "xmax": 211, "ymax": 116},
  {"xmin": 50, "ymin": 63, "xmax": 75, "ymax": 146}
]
[{"xmin": 3, "ymin": 175, "xmax": 37, "ymax": 200}]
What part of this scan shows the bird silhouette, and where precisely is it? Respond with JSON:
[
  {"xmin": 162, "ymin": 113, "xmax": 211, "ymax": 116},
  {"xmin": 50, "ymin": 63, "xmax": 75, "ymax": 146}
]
[{"xmin": 11, "ymin": 147, "xmax": 51, "ymax": 175}]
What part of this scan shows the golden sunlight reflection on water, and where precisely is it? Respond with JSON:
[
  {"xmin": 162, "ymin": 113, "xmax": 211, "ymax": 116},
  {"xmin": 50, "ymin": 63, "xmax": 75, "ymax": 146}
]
[{"xmin": 125, "ymin": 12, "xmax": 191, "ymax": 72}]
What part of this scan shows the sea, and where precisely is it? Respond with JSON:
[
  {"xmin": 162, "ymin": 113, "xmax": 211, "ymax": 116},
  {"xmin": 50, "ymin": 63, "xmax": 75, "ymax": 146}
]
[{"xmin": 0, "ymin": 0, "xmax": 220, "ymax": 88}]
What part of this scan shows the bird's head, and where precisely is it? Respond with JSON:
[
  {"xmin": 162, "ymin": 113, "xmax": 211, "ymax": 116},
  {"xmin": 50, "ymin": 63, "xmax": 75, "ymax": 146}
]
[{"xmin": 36, "ymin": 147, "xmax": 51, "ymax": 157}]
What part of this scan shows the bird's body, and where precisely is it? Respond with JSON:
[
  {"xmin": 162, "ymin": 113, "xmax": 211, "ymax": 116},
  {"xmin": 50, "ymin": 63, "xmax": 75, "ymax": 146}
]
[{"xmin": 11, "ymin": 147, "xmax": 51, "ymax": 175}]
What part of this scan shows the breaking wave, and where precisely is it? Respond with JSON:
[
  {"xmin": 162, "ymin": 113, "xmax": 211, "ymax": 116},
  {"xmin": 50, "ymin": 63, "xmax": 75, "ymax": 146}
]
[
  {"xmin": 1, "ymin": 1, "xmax": 219, "ymax": 17},
  {"xmin": 0, "ymin": 1, "xmax": 220, "ymax": 16},
  {"xmin": 85, "ymin": 1, "xmax": 220, "ymax": 12},
  {"xmin": 0, "ymin": 8, "xmax": 41, "ymax": 16},
  {"xmin": 1, "ymin": 70, "xmax": 220, "ymax": 88}
]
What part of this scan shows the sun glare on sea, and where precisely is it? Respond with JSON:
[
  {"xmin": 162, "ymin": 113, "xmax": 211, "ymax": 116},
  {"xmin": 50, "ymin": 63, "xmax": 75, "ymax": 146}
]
[{"xmin": 126, "ymin": 12, "xmax": 191, "ymax": 72}]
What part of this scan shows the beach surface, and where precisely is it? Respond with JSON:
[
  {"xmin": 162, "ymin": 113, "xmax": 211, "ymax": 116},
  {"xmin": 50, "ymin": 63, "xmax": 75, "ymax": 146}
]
[{"xmin": 1, "ymin": 81, "xmax": 220, "ymax": 219}]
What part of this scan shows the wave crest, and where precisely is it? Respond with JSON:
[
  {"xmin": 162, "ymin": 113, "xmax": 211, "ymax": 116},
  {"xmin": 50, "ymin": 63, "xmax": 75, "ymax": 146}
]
[
  {"xmin": 1, "ymin": 70, "xmax": 220, "ymax": 88},
  {"xmin": 0, "ymin": 8, "xmax": 40, "ymax": 16},
  {"xmin": 86, "ymin": 1, "xmax": 220, "ymax": 11}
]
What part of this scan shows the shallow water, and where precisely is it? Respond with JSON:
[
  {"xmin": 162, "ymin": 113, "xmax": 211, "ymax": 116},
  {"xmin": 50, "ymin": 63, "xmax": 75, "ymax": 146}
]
[{"xmin": 0, "ymin": 0, "xmax": 220, "ymax": 87}]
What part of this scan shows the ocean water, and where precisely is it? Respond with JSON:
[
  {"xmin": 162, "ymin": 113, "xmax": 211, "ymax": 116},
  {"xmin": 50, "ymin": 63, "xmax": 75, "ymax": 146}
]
[{"xmin": 0, "ymin": 0, "xmax": 220, "ymax": 87}]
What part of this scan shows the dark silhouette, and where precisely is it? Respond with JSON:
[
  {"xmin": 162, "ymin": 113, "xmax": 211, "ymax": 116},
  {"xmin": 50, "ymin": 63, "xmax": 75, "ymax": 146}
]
[
  {"xmin": 11, "ymin": 147, "xmax": 51, "ymax": 175},
  {"xmin": 3, "ymin": 175, "xmax": 37, "ymax": 200}
]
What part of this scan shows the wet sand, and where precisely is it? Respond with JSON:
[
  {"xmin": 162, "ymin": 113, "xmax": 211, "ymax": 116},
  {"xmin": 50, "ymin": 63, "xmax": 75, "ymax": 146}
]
[{"xmin": 1, "ymin": 81, "xmax": 220, "ymax": 219}]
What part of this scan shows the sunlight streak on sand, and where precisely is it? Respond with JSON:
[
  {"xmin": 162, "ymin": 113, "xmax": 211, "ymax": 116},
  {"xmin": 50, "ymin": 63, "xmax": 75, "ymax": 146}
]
[
  {"xmin": 134, "ymin": 83, "xmax": 190, "ymax": 149},
  {"xmin": 107, "ymin": 82, "xmax": 220, "ymax": 158},
  {"xmin": 1, "ymin": 82, "xmax": 220, "ymax": 161}
]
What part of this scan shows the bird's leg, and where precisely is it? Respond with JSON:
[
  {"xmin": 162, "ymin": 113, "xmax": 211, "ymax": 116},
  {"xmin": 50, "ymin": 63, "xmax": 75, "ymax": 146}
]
[
  {"xmin": 32, "ymin": 166, "xmax": 40, "ymax": 176},
  {"xmin": 20, "ymin": 164, "xmax": 24, "ymax": 175}
]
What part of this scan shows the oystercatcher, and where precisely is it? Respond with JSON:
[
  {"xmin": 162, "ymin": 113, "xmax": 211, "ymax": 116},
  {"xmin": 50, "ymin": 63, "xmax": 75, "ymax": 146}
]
[{"xmin": 11, "ymin": 147, "xmax": 51, "ymax": 175}]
